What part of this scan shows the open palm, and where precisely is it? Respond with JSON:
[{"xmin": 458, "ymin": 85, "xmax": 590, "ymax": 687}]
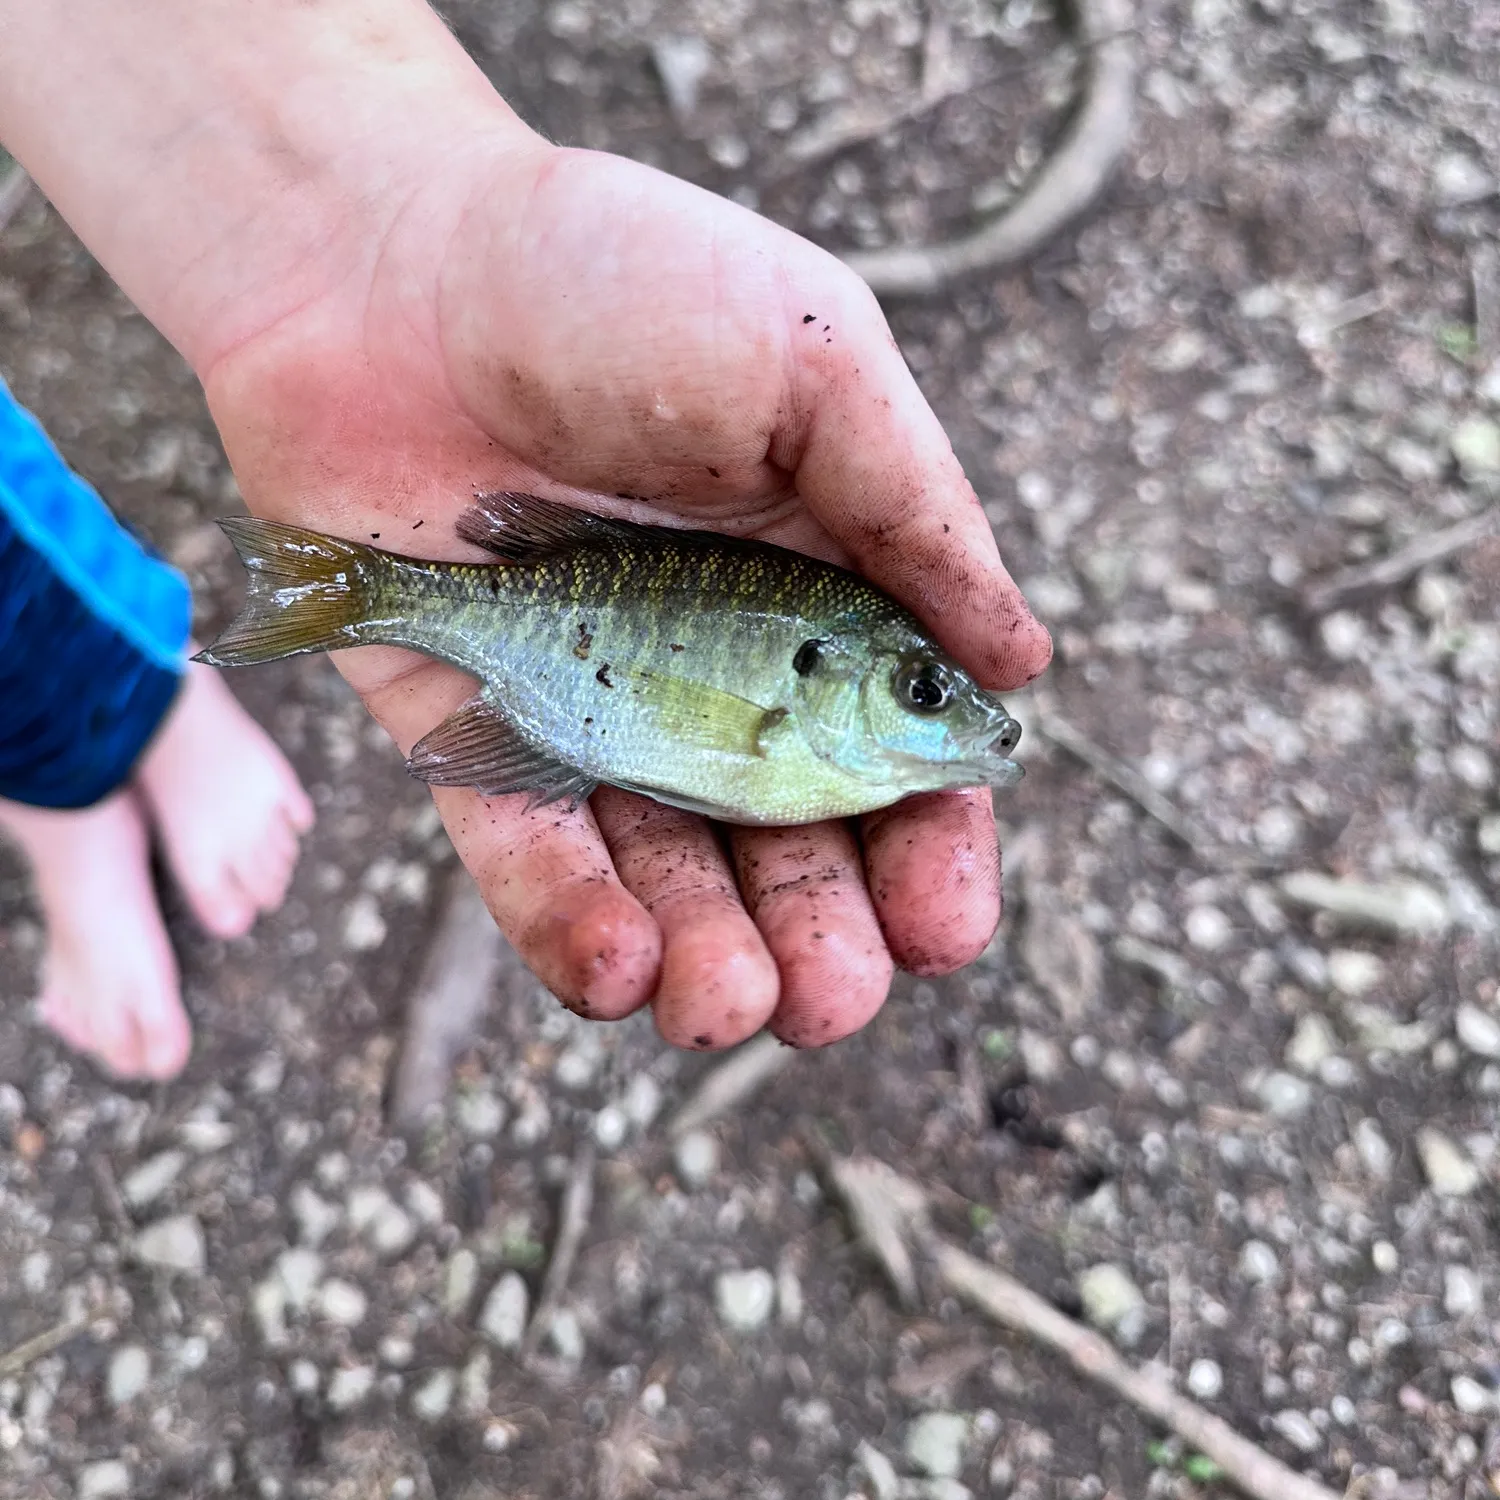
[{"xmin": 203, "ymin": 139, "xmax": 1050, "ymax": 1050}]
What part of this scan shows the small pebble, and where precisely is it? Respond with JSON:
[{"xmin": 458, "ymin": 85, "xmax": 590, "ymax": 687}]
[
  {"xmin": 1478, "ymin": 814, "xmax": 1500, "ymax": 857},
  {"xmin": 178, "ymin": 1119, "xmax": 236, "ymax": 1154},
  {"xmin": 1184, "ymin": 904, "xmax": 1232, "ymax": 951},
  {"xmin": 1187, "ymin": 1359, "xmax": 1223, "ymax": 1400},
  {"xmin": 405, "ymin": 1180, "xmax": 445, "ymax": 1227},
  {"xmin": 134, "ymin": 1214, "xmax": 206, "ymax": 1275},
  {"xmin": 1271, "ymin": 1409, "xmax": 1321, "ymax": 1454},
  {"xmin": 1353, "ymin": 1118, "xmax": 1393, "ymax": 1178},
  {"xmin": 288, "ymin": 1359, "xmax": 320, "ymax": 1396},
  {"xmin": 443, "ymin": 1248, "xmax": 480, "ymax": 1317},
  {"xmin": 672, "ymin": 1129, "xmax": 719, "ymax": 1188},
  {"xmin": 1417, "ymin": 1127, "xmax": 1481, "ymax": 1196},
  {"xmin": 121, "ymin": 1150, "xmax": 187, "ymax": 1209},
  {"xmin": 1077, "ymin": 1263, "xmax": 1147, "ymax": 1347},
  {"xmin": 454, "ymin": 1089, "xmax": 506, "ymax": 1140},
  {"xmin": 856, "ymin": 1439, "xmax": 900, "ymax": 1500},
  {"xmin": 317, "ymin": 1279, "xmax": 368, "ymax": 1327},
  {"xmin": 459, "ymin": 1349, "xmax": 492, "ymax": 1415},
  {"xmin": 548, "ymin": 1308, "xmax": 585, "ymax": 1364},
  {"xmin": 715, "ymin": 1268, "xmax": 776, "ymax": 1332},
  {"xmin": 251, "ymin": 1280, "xmax": 289, "ymax": 1347},
  {"xmin": 1286, "ymin": 1015, "xmax": 1337, "ymax": 1075},
  {"xmin": 378, "ymin": 1335, "xmax": 415, "ymax": 1368},
  {"xmin": 1258, "ymin": 1070, "xmax": 1312, "ymax": 1118},
  {"xmin": 904, "ymin": 1411, "xmax": 971, "ymax": 1479},
  {"xmin": 1372, "ymin": 1241, "xmax": 1399, "ymax": 1274},
  {"xmin": 325, "ymin": 1365, "xmax": 375, "ymax": 1412},
  {"xmin": 289, "ymin": 1183, "xmax": 341, "ymax": 1248},
  {"xmin": 483, "ymin": 1421, "xmax": 518, "ymax": 1453},
  {"xmin": 412, "ymin": 1368, "xmax": 456, "ymax": 1423},
  {"xmin": 622, "ymin": 1074, "xmax": 663, "ymax": 1130},
  {"xmin": 105, "ymin": 1345, "xmax": 150, "ymax": 1406},
  {"xmin": 275, "ymin": 1248, "xmax": 324, "ymax": 1312},
  {"xmin": 1445, "ymin": 1265, "xmax": 1483, "ymax": 1320},
  {"xmin": 1239, "ymin": 1240, "xmax": 1280, "ymax": 1285},
  {"xmin": 479, "ymin": 1273, "xmax": 529, "ymax": 1351},
  {"xmin": 593, "ymin": 1104, "xmax": 629, "ymax": 1152},
  {"xmin": 77, "ymin": 1461, "xmax": 131, "ymax": 1500},
  {"xmin": 1278, "ymin": 873, "xmax": 1449, "ymax": 937},
  {"xmin": 1453, "ymin": 1375, "xmax": 1493, "ymax": 1414},
  {"xmin": 1456, "ymin": 1004, "xmax": 1500, "ymax": 1059},
  {"xmin": 341, "ymin": 893, "xmax": 387, "ymax": 951}
]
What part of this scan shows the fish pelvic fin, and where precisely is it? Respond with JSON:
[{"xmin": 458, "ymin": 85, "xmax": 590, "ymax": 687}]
[{"xmin": 193, "ymin": 519, "xmax": 383, "ymax": 666}]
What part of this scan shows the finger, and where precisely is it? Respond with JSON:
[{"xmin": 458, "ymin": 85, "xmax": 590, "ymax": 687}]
[
  {"xmin": 347, "ymin": 651, "xmax": 663, "ymax": 1018},
  {"xmin": 861, "ymin": 788, "xmax": 1001, "ymax": 975},
  {"xmin": 731, "ymin": 820, "xmax": 893, "ymax": 1047},
  {"xmin": 591, "ymin": 789, "xmax": 779, "ymax": 1050},
  {"xmin": 778, "ymin": 274, "xmax": 1052, "ymax": 692}
]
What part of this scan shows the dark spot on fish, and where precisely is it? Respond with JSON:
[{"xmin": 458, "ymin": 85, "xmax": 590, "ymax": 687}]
[
  {"xmin": 596, "ymin": 664, "xmax": 614, "ymax": 687},
  {"xmin": 694, "ymin": 1033, "xmax": 714, "ymax": 1048},
  {"xmin": 412, "ymin": 519, "xmax": 424, "ymax": 529},
  {"xmin": 584, "ymin": 716, "xmax": 594, "ymax": 726},
  {"xmin": 802, "ymin": 313, "xmax": 816, "ymax": 323},
  {"xmin": 707, "ymin": 466, "xmax": 721, "ymax": 478},
  {"xmin": 669, "ymin": 643, "xmax": 685, "ymax": 652},
  {"xmin": 792, "ymin": 639, "xmax": 824, "ymax": 676},
  {"xmin": 573, "ymin": 621, "xmax": 593, "ymax": 661}
]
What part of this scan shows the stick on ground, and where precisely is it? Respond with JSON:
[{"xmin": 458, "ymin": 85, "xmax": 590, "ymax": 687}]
[
  {"xmin": 667, "ymin": 1032, "xmax": 792, "ymax": 1136},
  {"xmin": 0, "ymin": 1316, "xmax": 90, "ymax": 1380},
  {"xmin": 522, "ymin": 1139, "xmax": 596, "ymax": 1362},
  {"xmin": 388, "ymin": 865, "xmax": 506, "ymax": 1133},
  {"xmin": 1299, "ymin": 506, "xmax": 1499, "ymax": 615},
  {"xmin": 840, "ymin": 0, "xmax": 1137, "ymax": 295}
]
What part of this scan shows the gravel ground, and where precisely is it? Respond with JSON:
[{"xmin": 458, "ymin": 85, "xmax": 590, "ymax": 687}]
[{"xmin": 3, "ymin": 1, "xmax": 1500, "ymax": 1497}]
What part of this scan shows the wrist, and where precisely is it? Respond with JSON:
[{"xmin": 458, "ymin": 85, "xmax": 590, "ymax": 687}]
[{"xmin": 0, "ymin": 0, "xmax": 540, "ymax": 375}]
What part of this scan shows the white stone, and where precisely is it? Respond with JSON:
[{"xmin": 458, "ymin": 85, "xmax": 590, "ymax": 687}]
[
  {"xmin": 714, "ymin": 1268, "xmax": 776, "ymax": 1332},
  {"xmin": 405, "ymin": 1181, "xmax": 445, "ymax": 1227},
  {"xmin": 1258, "ymin": 1070, "xmax": 1312, "ymax": 1118},
  {"xmin": 289, "ymin": 1183, "xmax": 341, "ymax": 1248},
  {"xmin": 904, "ymin": 1411, "xmax": 971, "ymax": 1479},
  {"xmin": 77, "ymin": 1461, "xmax": 131, "ymax": 1499},
  {"xmin": 411, "ymin": 1368, "xmax": 456, "ymax": 1423},
  {"xmin": 1278, "ymin": 872, "xmax": 1449, "ymax": 937},
  {"xmin": 454, "ymin": 1089, "xmax": 506, "ymax": 1140},
  {"xmin": 1371, "ymin": 1241, "xmax": 1399, "ymax": 1274},
  {"xmin": 105, "ymin": 1346, "xmax": 150, "ymax": 1406},
  {"xmin": 1479, "ymin": 814, "xmax": 1500, "ymax": 856},
  {"xmin": 1453, "ymin": 1375, "xmax": 1493, "ymax": 1414},
  {"xmin": 1417, "ymin": 1128, "xmax": 1481, "ymax": 1196},
  {"xmin": 622, "ymin": 1074, "xmax": 663, "ymax": 1130},
  {"xmin": 459, "ymin": 1349, "xmax": 492, "ymax": 1415},
  {"xmin": 1185, "ymin": 905, "xmax": 1233, "ymax": 952},
  {"xmin": 1239, "ymin": 1240, "xmax": 1280, "ymax": 1284},
  {"xmin": 1434, "ymin": 154, "xmax": 1497, "ymax": 208},
  {"xmin": 855, "ymin": 1440, "xmax": 900, "ymax": 1500},
  {"xmin": 317, "ymin": 1279, "xmax": 368, "ymax": 1327},
  {"xmin": 134, "ymin": 1214, "xmax": 206, "ymax": 1275},
  {"xmin": 1445, "ymin": 1265, "xmax": 1483, "ymax": 1320},
  {"xmin": 288, "ymin": 1359, "xmax": 320, "ymax": 1396},
  {"xmin": 1456, "ymin": 1004, "xmax": 1500, "ymax": 1059},
  {"xmin": 1077, "ymin": 1264, "xmax": 1147, "ymax": 1347},
  {"xmin": 1286, "ymin": 1015, "xmax": 1337, "ymax": 1075},
  {"xmin": 548, "ymin": 1308, "xmax": 585, "ymax": 1364},
  {"xmin": 251, "ymin": 1279, "xmax": 289, "ymax": 1348},
  {"xmin": 443, "ymin": 1249, "xmax": 480, "ymax": 1317},
  {"xmin": 1327, "ymin": 950, "xmax": 1384, "ymax": 996},
  {"xmin": 325, "ymin": 1365, "xmax": 375, "ymax": 1412},
  {"xmin": 672, "ymin": 1129, "xmax": 719, "ymax": 1188},
  {"xmin": 593, "ymin": 1105, "xmax": 629, "ymax": 1152},
  {"xmin": 478, "ymin": 1273, "xmax": 529, "ymax": 1351},
  {"xmin": 1271, "ymin": 1409, "xmax": 1321, "ymax": 1454},
  {"xmin": 178, "ymin": 1119, "xmax": 236, "ymax": 1153},
  {"xmin": 121, "ymin": 1151, "xmax": 187, "ymax": 1209},
  {"xmin": 1186, "ymin": 1359, "xmax": 1222, "ymax": 1400},
  {"xmin": 275, "ymin": 1248, "xmax": 324, "ymax": 1313},
  {"xmin": 341, "ymin": 894, "xmax": 387, "ymax": 951}
]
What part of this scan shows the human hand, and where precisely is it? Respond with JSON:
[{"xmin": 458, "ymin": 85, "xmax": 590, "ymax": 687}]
[{"xmin": 0, "ymin": 0, "xmax": 1050, "ymax": 1048}]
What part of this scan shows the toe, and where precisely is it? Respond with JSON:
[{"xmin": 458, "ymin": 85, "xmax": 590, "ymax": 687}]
[
  {"xmin": 280, "ymin": 775, "xmax": 316, "ymax": 834},
  {"xmin": 136, "ymin": 990, "xmax": 192, "ymax": 1080},
  {"xmin": 190, "ymin": 866, "xmax": 258, "ymax": 939}
]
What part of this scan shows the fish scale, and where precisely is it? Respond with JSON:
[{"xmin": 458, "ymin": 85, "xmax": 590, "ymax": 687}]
[{"xmin": 197, "ymin": 492, "xmax": 1024, "ymax": 826}]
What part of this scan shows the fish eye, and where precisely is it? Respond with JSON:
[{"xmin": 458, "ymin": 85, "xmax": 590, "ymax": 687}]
[
  {"xmin": 893, "ymin": 657, "xmax": 955, "ymax": 715},
  {"xmin": 792, "ymin": 639, "xmax": 824, "ymax": 676},
  {"xmin": 993, "ymin": 720, "xmax": 1022, "ymax": 754}
]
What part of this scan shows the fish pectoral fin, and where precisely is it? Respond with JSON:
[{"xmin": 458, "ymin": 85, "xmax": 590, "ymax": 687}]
[
  {"xmin": 406, "ymin": 695, "xmax": 597, "ymax": 810},
  {"xmin": 628, "ymin": 670, "xmax": 788, "ymax": 758}
]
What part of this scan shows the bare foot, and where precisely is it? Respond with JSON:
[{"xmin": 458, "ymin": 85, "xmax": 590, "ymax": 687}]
[
  {"xmin": 135, "ymin": 660, "xmax": 315, "ymax": 939},
  {"xmin": 0, "ymin": 792, "xmax": 190, "ymax": 1080}
]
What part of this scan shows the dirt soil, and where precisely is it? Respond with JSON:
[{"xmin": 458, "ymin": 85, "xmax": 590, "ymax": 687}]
[{"xmin": 3, "ymin": 1, "xmax": 1500, "ymax": 1497}]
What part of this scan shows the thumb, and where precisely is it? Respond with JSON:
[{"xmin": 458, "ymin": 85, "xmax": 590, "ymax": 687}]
[{"xmin": 776, "ymin": 278, "xmax": 1051, "ymax": 692}]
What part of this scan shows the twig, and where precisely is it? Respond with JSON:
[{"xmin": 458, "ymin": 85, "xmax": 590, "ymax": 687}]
[
  {"xmin": 820, "ymin": 1152, "xmax": 1343, "ymax": 1500},
  {"xmin": 667, "ymin": 1032, "xmax": 792, "ymax": 1136},
  {"xmin": 1030, "ymin": 699, "xmax": 1224, "ymax": 862},
  {"xmin": 522, "ymin": 1139, "xmax": 596, "ymax": 1362},
  {"xmin": 90, "ymin": 1155, "xmax": 132, "ymax": 1234},
  {"xmin": 1299, "ymin": 506, "xmax": 1500, "ymax": 615},
  {"xmin": 819, "ymin": 1152, "xmax": 926, "ymax": 1309},
  {"xmin": 0, "ymin": 164, "xmax": 33, "ymax": 235},
  {"xmin": 0, "ymin": 1316, "xmax": 90, "ymax": 1379},
  {"xmin": 841, "ymin": 0, "xmax": 1137, "ymax": 295},
  {"xmin": 932, "ymin": 1242, "xmax": 1342, "ymax": 1500},
  {"xmin": 388, "ymin": 866, "xmax": 506, "ymax": 1133}
]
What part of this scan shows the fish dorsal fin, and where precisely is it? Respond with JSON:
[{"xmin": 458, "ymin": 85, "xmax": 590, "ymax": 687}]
[
  {"xmin": 457, "ymin": 492, "xmax": 636, "ymax": 563},
  {"xmin": 406, "ymin": 693, "xmax": 596, "ymax": 809}
]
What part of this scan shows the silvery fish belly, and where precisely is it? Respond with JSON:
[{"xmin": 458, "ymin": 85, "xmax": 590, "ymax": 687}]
[{"xmin": 196, "ymin": 492, "xmax": 1025, "ymax": 826}]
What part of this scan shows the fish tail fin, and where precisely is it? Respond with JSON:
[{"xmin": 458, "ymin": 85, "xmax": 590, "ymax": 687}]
[{"xmin": 194, "ymin": 518, "xmax": 386, "ymax": 667}]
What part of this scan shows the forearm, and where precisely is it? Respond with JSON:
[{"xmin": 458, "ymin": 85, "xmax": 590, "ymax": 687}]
[{"xmin": 0, "ymin": 0, "xmax": 535, "ymax": 375}]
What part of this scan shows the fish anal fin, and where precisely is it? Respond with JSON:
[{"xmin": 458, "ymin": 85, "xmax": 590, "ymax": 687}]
[{"xmin": 406, "ymin": 694, "xmax": 595, "ymax": 806}]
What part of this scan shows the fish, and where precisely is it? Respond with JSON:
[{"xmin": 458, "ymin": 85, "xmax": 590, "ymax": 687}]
[{"xmin": 195, "ymin": 492, "xmax": 1024, "ymax": 826}]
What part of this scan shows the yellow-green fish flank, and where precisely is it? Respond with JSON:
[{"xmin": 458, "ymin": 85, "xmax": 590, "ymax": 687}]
[{"xmin": 196, "ymin": 493, "xmax": 1024, "ymax": 825}]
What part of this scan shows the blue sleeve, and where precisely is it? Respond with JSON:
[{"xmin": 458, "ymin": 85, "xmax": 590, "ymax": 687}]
[{"xmin": 0, "ymin": 379, "xmax": 191, "ymax": 808}]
